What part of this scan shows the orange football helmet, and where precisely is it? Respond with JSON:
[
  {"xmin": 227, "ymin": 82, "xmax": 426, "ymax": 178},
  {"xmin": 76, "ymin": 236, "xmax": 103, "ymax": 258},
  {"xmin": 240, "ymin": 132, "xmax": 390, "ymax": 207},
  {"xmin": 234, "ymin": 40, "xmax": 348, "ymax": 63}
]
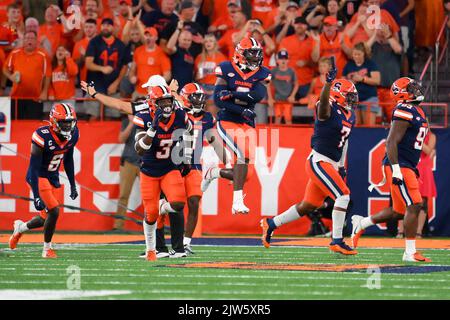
[
  {"xmin": 49, "ymin": 103, "xmax": 77, "ymax": 140},
  {"xmin": 148, "ymin": 85, "xmax": 175, "ymax": 118},
  {"xmin": 180, "ymin": 82, "xmax": 206, "ymax": 114},
  {"xmin": 329, "ymin": 79, "xmax": 359, "ymax": 110},
  {"xmin": 390, "ymin": 77, "xmax": 424, "ymax": 103},
  {"xmin": 233, "ymin": 37, "xmax": 263, "ymax": 71}
]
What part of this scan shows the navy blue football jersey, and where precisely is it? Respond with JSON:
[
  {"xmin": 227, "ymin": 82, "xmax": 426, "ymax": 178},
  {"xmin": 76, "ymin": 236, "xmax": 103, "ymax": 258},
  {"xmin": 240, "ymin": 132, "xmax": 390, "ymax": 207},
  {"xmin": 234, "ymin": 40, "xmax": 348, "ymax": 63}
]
[
  {"xmin": 383, "ymin": 103, "xmax": 428, "ymax": 169},
  {"xmin": 27, "ymin": 126, "xmax": 79, "ymax": 186},
  {"xmin": 187, "ymin": 111, "xmax": 216, "ymax": 171},
  {"xmin": 134, "ymin": 108, "xmax": 191, "ymax": 177},
  {"xmin": 310, "ymin": 102, "xmax": 356, "ymax": 162},
  {"xmin": 215, "ymin": 61, "xmax": 271, "ymax": 126}
]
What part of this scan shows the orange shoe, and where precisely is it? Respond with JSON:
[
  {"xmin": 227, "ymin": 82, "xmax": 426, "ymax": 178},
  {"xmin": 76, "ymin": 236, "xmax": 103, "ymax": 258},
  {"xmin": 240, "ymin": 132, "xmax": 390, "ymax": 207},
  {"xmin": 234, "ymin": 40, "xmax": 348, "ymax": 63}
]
[
  {"xmin": 42, "ymin": 248, "xmax": 57, "ymax": 258},
  {"xmin": 329, "ymin": 240, "xmax": 357, "ymax": 255},
  {"xmin": 9, "ymin": 220, "xmax": 25, "ymax": 250},
  {"xmin": 146, "ymin": 250, "xmax": 157, "ymax": 261},
  {"xmin": 402, "ymin": 251, "xmax": 432, "ymax": 262}
]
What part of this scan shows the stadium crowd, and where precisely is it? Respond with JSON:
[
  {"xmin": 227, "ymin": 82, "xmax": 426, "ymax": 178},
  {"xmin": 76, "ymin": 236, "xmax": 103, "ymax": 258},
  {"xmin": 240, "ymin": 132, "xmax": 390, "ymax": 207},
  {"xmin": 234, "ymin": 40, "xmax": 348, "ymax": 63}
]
[{"xmin": 0, "ymin": 0, "xmax": 448, "ymax": 125}]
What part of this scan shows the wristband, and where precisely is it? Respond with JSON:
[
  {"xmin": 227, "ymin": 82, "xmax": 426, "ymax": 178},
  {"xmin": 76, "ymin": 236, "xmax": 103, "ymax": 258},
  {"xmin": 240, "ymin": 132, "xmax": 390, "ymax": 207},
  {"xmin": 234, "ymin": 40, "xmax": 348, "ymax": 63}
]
[
  {"xmin": 146, "ymin": 127, "xmax": 156, "ymax": 138},
  {"xmin": 138, "ymin": 138, "xmax": 151, "ymax": 150},
  {"xmin": 92, "ymin": 91, "xmax": 98, "ymax": 98}
]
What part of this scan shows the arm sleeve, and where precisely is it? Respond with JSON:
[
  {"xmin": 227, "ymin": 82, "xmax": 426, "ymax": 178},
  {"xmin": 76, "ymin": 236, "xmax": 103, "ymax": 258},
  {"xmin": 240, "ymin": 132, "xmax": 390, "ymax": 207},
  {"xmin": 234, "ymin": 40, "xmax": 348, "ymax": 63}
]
[
  {"xmin": 27, "ymin": 150, "xmax": 43, "ymax": 198},
  {"xmin": 231, "ymin": 81, "xmax": 267, "ymax": 103},
  {"xmin": 63, "ymin": 147, "xmax": 76, "ymax": 187},
  {"xmin": 214, "ymin": 83, "xmax": 245, "ymax": 114},
  {"xmin": 338, "ymin": 140, "xmax": 348, "ymax": 168}
]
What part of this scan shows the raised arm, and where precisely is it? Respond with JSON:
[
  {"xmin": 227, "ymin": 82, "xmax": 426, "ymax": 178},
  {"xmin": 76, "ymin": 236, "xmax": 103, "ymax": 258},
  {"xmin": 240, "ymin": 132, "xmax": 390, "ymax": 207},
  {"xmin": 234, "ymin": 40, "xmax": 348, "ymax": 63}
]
[
  {"xmin": 317, "ymin": 57, "xmax": 337, "ymax": 120},
  {"xmin": 81, "ymin": 80, "xmax": 133, "ymax": 114}
]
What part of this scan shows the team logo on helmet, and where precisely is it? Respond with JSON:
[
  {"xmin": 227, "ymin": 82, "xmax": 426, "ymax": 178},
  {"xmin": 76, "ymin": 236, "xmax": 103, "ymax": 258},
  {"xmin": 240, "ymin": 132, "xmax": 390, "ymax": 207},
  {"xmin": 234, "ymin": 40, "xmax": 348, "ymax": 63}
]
[
  {"xmin": 330, "ymin": 79, "xmax": 359, "ymax": 110},
  {"xmin": 180, "ymin": 83, "xmax": 206, "ymax": 114},
  {"xmin": 49, "ymin": 103, "xmax": 77, "ymax": 140},
  {"xmin": 390, "ymin": 77, "xmax": 424, "ymax": 103},
  {"xmin": 233, "ymin": 37, "xmax": 263, "ymax": 71}
]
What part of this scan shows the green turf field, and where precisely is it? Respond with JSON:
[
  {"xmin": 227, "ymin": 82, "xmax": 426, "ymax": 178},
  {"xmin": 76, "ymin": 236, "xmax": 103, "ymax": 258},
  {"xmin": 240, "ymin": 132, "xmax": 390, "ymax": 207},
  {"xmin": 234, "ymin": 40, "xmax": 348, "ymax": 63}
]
[{"xmin": 1, "ymin": 244, "xmax": 450, "ymax": 300}]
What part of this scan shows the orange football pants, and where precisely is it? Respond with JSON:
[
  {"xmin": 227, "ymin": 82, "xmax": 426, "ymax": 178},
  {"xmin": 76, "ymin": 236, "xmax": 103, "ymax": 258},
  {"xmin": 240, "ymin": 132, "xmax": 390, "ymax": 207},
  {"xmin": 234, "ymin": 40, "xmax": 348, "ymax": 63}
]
[
  {"xmin": 36, "ymin": 177, "xmax": 63, "ymax": 219},
  {"xmin": 384, "ymin": 165, "xmax": 422, "ymax": 214}
]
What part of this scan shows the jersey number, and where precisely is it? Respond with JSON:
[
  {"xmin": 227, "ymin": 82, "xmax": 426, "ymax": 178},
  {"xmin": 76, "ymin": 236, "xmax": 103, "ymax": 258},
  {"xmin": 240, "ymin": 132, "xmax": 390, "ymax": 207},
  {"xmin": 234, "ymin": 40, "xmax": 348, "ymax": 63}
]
[
  {"xmin": 235, "ymin": 86, "xmax": 249, "ymax": 106},
  {"xmin": 99, "ymin": 50, "xmax": 118, "ymax": 69},
  {"xmin": 156, "ymin": 139, "xmax": 173, "ymax": 159},
  {"xmin": 414, "ymin": 127, "xmax": 428, "ymax": 150},
  {"xmin": 48, "ymin": 154, "xmax": 64, "ymax": 172},
  {"xmin": 338, "ymin": 126, "xmax": 351, "ymax": 148}
]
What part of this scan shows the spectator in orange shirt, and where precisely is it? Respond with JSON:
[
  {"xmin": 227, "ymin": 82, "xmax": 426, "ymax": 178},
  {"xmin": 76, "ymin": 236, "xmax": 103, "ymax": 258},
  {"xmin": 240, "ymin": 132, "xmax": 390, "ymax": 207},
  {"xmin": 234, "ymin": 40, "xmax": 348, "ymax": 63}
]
[
  {"xmin": 72, "ymin": 19, "xmax": 98, "ymax": 84},
  {"xmin": 207, "ymin": 0, "xmax": 241, "ymax": 38},
  {"xmin": 306, "ymin": 0, "xmax": 347, "ymax": 29},
  {"xmin": 218, "ymin": 10, "xmax": 248, "ymax": 59},
  {"xmin": 83, "ymin": 0, "xmax": 101, "ymax": 22},
  {"xmin": 0, "ymin": 0, "xmax": 16, "ymax": 25},
  {"xmin": 279, "ymin": 16, "xmax": 320, "ymax": 100},
  {"xmin": 39, "ymin": 6, "xmax": 66, "ymax": 58},
  {"xmin": 0, "ymin": 3, "xmax": 24, "ymax": 53},
  {"xmin": 194, "ymin": 33, "xmax": 226, "ymax": 107},
  {"xmin": 306, "ymin": 56, "xmax": 331, "ymax": 110},
  {"xmin": 0, "ymin": 46, "xmax": 5, "ymax": 95},
  {"xmin": 47, "ymin": 45, "xmax": 79, "ymax": 112},
  {"xmin": 129, "ymin": 27, "xmax": 171, "ymax": 97},
  {"xmin": 3, "ymin": 30, "xmax": 51, "ymax": 119},
  {"xmin": 251, "ymin": 0, "xmax": 275, "ymax": 29},
  {"xmin": 318, "ymin": 16, "xmax": 351, "ymax": 77}
]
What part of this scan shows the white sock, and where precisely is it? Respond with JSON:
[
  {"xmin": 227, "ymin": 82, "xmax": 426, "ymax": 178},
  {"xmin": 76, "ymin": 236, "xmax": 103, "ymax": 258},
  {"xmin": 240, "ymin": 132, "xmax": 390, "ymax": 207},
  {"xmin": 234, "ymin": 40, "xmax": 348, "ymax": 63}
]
[
  {"xmin": 143, "ymin": 220, "xmax": 156, "ymax": 252},
  {"xmin": 273, "ymin": 205, "xmax": 300, "ymax": 227},
  {"xmin": 18, "ymin": 222, "xmax": 29, "ymax": 233},
  {"xmin": 405, "ymin": 239, "xmax": 416, "ymax": 255},
  {"xmin": 361, "ymin": 217, "xmax": 375, "ymax": 229},
  {"xmin": 233, "ymin": 190, "xmax": 243, "ymax": 203},
  {"xmin": 332, "ymin": 209, "xmax": 346, "ymax": 239},
  {"xmin": 225, "ymin": 162, "xmax": 232, "ymax": 169},
  {"xmin": 161, "ymin": 202, "xmax": 177, "ymax": 214},
  {"xmin": 44, "ymin": 242, "xmax": 52, "ymax": 250},
  {"xmin": 184, "ymin": 237, "xmax": 191, "ymax": 245}
]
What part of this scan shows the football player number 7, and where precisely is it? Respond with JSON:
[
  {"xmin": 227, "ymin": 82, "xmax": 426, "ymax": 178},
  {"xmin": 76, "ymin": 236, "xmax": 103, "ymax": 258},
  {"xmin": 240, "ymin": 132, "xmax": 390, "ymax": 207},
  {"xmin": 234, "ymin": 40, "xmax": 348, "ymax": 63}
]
[{"xmin": 338, "ymin": 126, "xmax": 351, "ymax": 148}]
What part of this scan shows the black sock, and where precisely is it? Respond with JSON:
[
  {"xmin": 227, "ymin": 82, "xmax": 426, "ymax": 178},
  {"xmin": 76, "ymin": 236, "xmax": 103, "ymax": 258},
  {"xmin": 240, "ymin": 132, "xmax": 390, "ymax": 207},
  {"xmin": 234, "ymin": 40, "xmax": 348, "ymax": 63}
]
[
  {"xmin": 43, "ymin": 208, "xmax": 59, "ymax": 243},
  {"xmin": 26, "ymin": 215, "xmax": 45, "ymax": 230},
  {"xmin": 156, "ymin": 227, "xmax": 168, "ymax": 252},
  {"xmin": 169, "ymin": 211, "xmax": 185, "ymax": 252}
]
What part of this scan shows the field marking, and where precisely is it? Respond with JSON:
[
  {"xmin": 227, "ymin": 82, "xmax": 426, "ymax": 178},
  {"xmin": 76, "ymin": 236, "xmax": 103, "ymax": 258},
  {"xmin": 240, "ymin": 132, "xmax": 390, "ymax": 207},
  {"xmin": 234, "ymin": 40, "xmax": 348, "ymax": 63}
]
[{"xmin": 0, "ymin": 289, "xmax": 132, "ymax": 300}]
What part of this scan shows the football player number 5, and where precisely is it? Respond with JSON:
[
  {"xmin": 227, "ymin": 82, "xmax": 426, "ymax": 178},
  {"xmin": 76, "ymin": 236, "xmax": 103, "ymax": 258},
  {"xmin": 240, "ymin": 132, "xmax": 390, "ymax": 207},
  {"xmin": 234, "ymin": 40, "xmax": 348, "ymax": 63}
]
[
  {"xmin": 414, "ymin": 127, "xmax": 428, "ymax": 150},
  {"xmin": 338, "ymin": 126, "xmax": 351, "ymax": 148},
  {"xmin": 156, "ymin": 139, "xmax": 173, "ymax": 159},
  {"xmin": 48, "ymin": 154, "xmax": 64, "ymax": 171}
]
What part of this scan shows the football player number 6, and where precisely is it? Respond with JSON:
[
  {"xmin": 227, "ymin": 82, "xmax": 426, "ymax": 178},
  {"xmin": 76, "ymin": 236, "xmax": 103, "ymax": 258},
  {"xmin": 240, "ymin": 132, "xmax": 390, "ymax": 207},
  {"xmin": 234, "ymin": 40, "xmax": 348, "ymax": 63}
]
[
  {"xmin": 414, "ymin": 127, "xmax": 428, "ymax": 150},
  {"xmin": 156, "ymin": 139, "xmax": 173, "ymax": 159},
  {"xmin": 338, "ymin": 126, "xmax": 351, "ymax": 148},
  {"xmin": 48, "ymin": 154, "xmax": 64, "ymax": 172}
]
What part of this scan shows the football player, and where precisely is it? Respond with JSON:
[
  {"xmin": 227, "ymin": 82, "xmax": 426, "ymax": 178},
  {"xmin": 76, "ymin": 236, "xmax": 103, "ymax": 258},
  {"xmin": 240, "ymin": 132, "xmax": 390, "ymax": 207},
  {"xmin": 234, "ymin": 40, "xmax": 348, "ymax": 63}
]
[
  {"xmin": 260, "ymin": 58, "xmax": 359, "ymax": 255},
  {"xmin": 201, "ymin": 37, "xmax": 271, "ymax": 215},
  {"xmin": 351, "ymin": 77, "xmax": 431, "ymax": 262},
  {"xmin": 9, "ymin": 103, "xmax": 79, "ymax": 258},
  {"xmin": 134, "ymin": 85, "xmax": 193, "ymax": 261}
]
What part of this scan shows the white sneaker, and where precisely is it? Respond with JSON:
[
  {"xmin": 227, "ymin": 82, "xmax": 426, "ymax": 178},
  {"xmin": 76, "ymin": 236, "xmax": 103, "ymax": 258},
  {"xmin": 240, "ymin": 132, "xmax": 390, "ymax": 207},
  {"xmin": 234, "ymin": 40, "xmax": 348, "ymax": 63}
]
[
  {"xmin": 232, "ymin": 199, "xmax": 250, "ymax": 215},
  {"xmin": 201, "ymin": 166, "xmax": 218, "ymax": 192},
  {"xmin": 169, "ymin": 250, "xmax": 187, "ymax": 258},
  {"xmin": 159, "ymin": 198, "xmax": 169, "ymax": 215},
  {"xmin": 157, "ymin": 251, "xmax": 170, "ymax": 258},
  {"xmin": 402, "ymin": 251, "xmax": 432, "ymax": 262},
  {"xmin": 351, "ymin": 215, "xmax": 364, "ymax": 248}
]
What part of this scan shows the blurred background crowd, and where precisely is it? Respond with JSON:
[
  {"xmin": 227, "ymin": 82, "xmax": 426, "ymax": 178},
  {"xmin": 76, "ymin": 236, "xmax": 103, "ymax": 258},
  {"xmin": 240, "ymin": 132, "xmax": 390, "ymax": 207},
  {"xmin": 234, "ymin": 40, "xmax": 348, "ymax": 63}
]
[{"xmin": 0, "ymin": 0, "xmax": 449, "ymax": 125}]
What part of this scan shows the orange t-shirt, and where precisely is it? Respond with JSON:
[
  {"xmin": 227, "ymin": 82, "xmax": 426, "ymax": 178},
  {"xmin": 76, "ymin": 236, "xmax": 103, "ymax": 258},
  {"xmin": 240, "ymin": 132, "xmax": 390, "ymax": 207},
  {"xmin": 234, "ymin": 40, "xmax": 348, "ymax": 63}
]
[
  {"xmin": 311, "ymin": 75, "xmax": 326, "ymax": 96},
  {"xmin": 194, "ymin": 51, "xmax": 227, "ymax": 85},
  {"xmin": 72, "ymin": 37, "xmax": 90, "ymax": 82},
  {"xmin": 0, "ymin": 47, "xmax": 5, "ymax": 68},
  {"xmin": 319, "ymin": 32, "xmax": 348, "ymax": 78},
  {"xmin": 39, "ymin": 23, "xmax": 64, "ymax": 57},
  {"xmin": 218, "ymin": 28, "xmax": 240, "ymax": 60},
  {"xmin": 133, "ymin": 45, "xmax": 171, "ymax": 95},
  {"xmin": 251, "ymin": 0, "xmax": 276, "ymax": 29},
  {"xmin": 279, "ymin": 35, "xmax": 316, "ymax": 86},
  {"xmin": 4, "ymin": 48, "xmax": 51, "ymax": 99},
  {"xmin": 49, "ymin": 57, "xmax": 79, "ymax": 100},
  {"xmin": 205, "ymin": 0, "xmax": 228, "ymax": 25}
]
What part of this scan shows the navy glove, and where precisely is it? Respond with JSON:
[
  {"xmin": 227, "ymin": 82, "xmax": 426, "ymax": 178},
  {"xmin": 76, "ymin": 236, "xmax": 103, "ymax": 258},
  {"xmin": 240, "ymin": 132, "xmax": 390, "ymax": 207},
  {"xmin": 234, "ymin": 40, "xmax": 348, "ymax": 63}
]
[
  {"xmin": 179, "ymin": 163, "xmax": 192, "ymax": 177},
  {"xmin": 338, "ymin": 167, "xmax": 347, "ymax": 180},
  {"xmin": 70, "ymin": 185, "xmax": 78, "ymax": 200},
  {"xmin": 219, "ymin": 90, "xmax": 233, "ymax": 101},
  {"xmin": 34, "ymin": 197, "xmax": 46, "ymax": 211},
  {"xmin": 241, "ymin": 108, "xmax": 256, "ymax": 122},
  {"xmin": 326, "ymin": 56, "xmax": 337, "ymax": 83},
  {"xmin": 151, "ymin": 108, "xmax": 163, "ymax": 131}
]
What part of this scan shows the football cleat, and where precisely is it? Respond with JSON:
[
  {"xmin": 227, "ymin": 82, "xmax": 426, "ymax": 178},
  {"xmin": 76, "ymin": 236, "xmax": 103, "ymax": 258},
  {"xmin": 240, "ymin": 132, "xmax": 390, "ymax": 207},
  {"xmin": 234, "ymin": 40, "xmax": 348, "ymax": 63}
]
[
  {"xmin": 351, "ymin": 215, "xmax": 365, "ymax": 248},
  {"xmin": 184, "ymin": 244, "xmax": 195, "ymax": 255},
  {"xmin": 260, "ymin": 218, "xmax": 275, "ymax": 249},
  {"xmin": 42, "ymin": 248, "xmax": 58, "ymax": 258},
  {"xmin": 159, "ymin": 198, "xmax": 169, "ymax": 215},
  {"xmin": 201, "ymin": 166, "xmax": 218, "ymax": 192},
  {"xmin": 146, "ymin": 250, "xmax": 157, "ymax": 261},
  {"xmin": 329, "ymin": 239, "xmax": 357, "ymax": 255},
  {"xmin": 402, "ymin": 251, "xmax": 431, "ymax": 262},
  {"xmin": 232, "ymin": 199, "xmax": 249, "ymax": 215},
  {"xmin": 157, "ymin": 251, "xmax": 170, "ymax": 258},
  {"xmin": 9, "ymin": 220, "xmax": 24, "ymax": 250},
  {"xmin": 169, "ymin": 250, "xmax": 187, "ymax": 258}
]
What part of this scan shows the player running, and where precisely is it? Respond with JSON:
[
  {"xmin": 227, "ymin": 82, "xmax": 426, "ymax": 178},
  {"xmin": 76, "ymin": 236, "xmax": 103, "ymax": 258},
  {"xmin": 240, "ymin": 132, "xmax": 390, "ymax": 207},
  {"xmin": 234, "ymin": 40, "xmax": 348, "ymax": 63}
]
[
  {"xmin": 9, "ymin": 103, "xmax": 79, "ymax": 258},
  {"xmin": 133, "ymin": 85, "xmax": 193, "ymax": 261},
  {"xmin": 201, "ymin": 37, "xmax": 271, "ymax": 215},
  {"xmin": 351, "ymin": 77, "xmax": 431, "ymax": 262},
  {"xmin": 260, "ymin": 58, "xmax": 359, "ymax": 255}
]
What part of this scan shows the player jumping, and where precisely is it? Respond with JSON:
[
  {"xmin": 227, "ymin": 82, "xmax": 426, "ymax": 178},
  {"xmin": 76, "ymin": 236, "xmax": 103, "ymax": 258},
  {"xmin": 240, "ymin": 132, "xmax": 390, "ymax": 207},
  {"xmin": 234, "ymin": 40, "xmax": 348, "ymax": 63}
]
[
  {"xmin": 351, "ymin": 77, "xmax": 431, "ymax": 262},
  {"xmin": 260, "ymin": 58, "xmax": 359, "ymax": 255},
  {"xmin": 201, "ymin": 37, "xmax": 271, "ymax": 215},
  {"xmin": 9, "ymin": 103, "xmax": 79, "ymax": 258}
]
